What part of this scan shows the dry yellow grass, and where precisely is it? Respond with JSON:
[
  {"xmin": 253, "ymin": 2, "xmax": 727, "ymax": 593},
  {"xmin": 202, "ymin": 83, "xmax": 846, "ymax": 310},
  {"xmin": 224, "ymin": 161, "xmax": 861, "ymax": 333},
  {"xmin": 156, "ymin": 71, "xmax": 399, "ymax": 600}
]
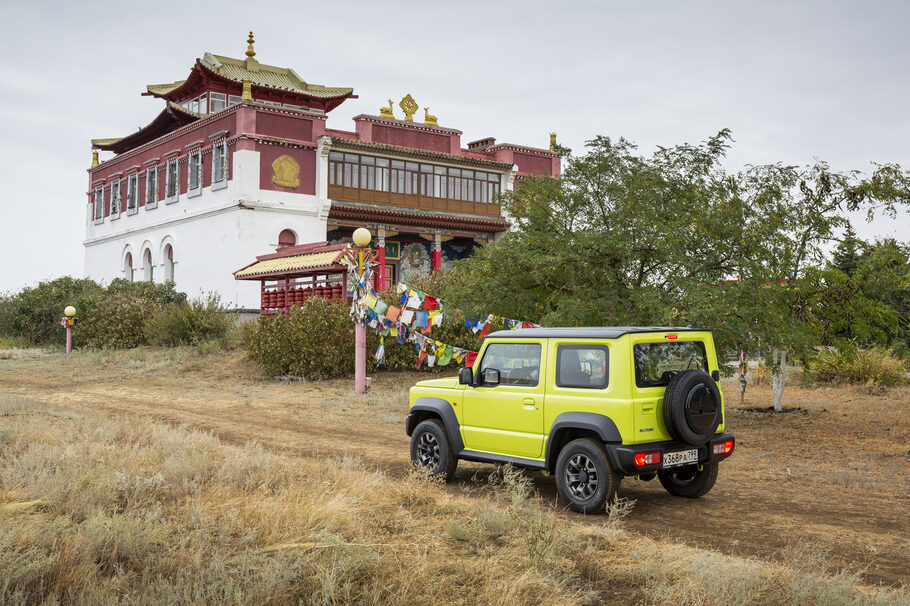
[{"xmin": 1, "ymin": 390, "xmax": 907, "ymax": 605}]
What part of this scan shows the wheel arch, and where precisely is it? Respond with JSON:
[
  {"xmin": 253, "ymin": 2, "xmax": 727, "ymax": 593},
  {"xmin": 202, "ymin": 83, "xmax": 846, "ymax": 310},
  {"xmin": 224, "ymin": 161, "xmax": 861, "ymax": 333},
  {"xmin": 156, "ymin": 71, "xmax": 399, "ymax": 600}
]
[
  {"xmin": 545, "ymin": 412, "xmax": 622, "ymax": 472},
  {"xmin": 406, "ymin": 397, "xmax": 463, "ymax": 452}
]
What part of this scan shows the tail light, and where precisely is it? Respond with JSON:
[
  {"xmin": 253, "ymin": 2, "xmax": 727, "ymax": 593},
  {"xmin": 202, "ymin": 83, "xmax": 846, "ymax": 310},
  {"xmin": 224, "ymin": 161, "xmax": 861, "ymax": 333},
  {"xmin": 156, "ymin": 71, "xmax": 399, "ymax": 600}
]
[
  {"xmin": 713, "ymin": 440, "xmax": 734, "ymax": 455},
  {"xmin": 634, "ymin": 451, "xmax": 661, "ymax": 466}
]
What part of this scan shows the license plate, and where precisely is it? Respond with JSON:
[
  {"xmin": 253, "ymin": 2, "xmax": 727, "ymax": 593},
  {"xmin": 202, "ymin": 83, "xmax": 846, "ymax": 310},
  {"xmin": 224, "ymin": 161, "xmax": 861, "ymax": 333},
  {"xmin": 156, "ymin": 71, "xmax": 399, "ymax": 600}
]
[{"xmin": 663, "ymin": 449, "xmax": 698, "ymax": 468}]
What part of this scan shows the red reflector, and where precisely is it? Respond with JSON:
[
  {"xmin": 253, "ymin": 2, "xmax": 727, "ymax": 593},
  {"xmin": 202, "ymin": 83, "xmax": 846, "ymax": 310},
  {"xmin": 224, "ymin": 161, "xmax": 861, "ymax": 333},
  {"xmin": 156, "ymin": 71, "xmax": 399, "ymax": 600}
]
[
  {"xmin": 666, "ymin": 334, "xmax": 678, "ymax": 340},
  {"xmin": 713, "ymin": 440, "xmax": 735, "ymax": 455},
  {"xmin": 634, "ymin": 452, "xmax": 661, "ymax": 466}
]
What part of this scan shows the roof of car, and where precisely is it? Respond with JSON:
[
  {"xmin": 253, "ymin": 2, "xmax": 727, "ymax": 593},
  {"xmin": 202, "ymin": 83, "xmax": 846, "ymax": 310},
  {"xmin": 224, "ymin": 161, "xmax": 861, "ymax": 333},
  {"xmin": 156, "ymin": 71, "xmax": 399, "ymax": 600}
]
[{"xmin": 485, "ymin": 326, "xmax": 703, "ymax": 339}]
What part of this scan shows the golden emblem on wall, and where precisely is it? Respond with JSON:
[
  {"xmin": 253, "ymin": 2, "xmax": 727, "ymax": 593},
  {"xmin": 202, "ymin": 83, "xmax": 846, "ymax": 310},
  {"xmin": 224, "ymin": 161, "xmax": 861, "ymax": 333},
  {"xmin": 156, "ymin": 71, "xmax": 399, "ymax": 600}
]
[
  {"xmin": 379, "ymin": 99, "xmax": 395, "ymax": 119},
  {"xmin": 272, "ymin": 155, "xmax": 300, "ymax": 188},
  {"xmin": 399, "ymin": 94, "xmax": 419, "ymax": 122}
]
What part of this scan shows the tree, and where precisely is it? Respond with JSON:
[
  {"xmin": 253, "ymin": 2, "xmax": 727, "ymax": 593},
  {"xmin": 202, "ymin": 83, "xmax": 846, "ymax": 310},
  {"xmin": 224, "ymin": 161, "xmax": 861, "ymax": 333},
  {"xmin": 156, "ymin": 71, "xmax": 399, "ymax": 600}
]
[
  {"xmin": 445, "ymin": 132, "xmax": 910, "ymax": 410},
  {"xmin": 831, "ymin": 224, "xmax": 864, "ymax": 277}
]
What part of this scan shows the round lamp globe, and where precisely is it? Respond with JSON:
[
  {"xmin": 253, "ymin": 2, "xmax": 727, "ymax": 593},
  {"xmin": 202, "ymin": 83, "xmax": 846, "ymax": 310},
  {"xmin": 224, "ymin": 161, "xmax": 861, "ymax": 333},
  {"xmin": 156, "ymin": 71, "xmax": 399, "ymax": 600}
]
[
  {"xmin": 64, "ymin": 306, "xmax": 76, "ymax": 318},
  {"xmin": 352, "ymin": 227, "xmax": 372, "ymax": 247}
]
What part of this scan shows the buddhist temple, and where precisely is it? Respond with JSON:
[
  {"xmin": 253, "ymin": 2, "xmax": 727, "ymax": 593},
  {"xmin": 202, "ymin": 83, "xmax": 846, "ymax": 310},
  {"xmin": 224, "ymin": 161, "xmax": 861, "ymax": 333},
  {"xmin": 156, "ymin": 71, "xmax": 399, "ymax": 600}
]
[{"xmin": 85, "ymin": 33, "xmax": 560, "ymax": 309}]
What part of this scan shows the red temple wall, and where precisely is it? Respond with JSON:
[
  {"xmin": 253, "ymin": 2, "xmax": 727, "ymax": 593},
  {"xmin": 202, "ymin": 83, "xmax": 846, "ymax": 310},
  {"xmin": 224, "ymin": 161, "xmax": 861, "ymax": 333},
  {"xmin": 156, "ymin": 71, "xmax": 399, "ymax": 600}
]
[{"xmin": 257, "ymin": 145, "xmax": 316, "ymax": 195}]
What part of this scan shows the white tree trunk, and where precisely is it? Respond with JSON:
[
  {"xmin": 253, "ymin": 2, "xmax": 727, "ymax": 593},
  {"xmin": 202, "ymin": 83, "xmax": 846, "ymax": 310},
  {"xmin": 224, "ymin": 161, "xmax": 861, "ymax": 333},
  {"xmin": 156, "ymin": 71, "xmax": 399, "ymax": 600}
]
[{"xmin": 771, "ymin": 347, "xmax": 787, "ymax": 412}]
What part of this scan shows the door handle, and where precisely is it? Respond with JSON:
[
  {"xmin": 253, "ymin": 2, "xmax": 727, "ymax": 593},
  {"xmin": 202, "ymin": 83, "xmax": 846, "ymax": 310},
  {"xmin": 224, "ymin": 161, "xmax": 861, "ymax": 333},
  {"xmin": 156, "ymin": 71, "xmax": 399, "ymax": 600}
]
[{"xmin": 522, "ymin": 398, "xmax": 535, "ymax": 405}]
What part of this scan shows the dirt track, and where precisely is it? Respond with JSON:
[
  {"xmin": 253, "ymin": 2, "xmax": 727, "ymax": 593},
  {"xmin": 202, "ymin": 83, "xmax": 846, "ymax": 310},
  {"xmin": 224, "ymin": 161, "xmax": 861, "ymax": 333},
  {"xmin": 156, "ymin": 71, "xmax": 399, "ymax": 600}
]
[{"xmin": 2, "ymin": 349, "xmax": 908, "ymax": 586}]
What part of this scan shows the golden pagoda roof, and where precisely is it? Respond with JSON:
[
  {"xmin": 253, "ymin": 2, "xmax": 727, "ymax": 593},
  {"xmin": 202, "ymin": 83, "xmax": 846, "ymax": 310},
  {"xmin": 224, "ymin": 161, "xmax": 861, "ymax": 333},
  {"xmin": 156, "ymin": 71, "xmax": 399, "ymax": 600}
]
[
  {"xmin": 234, "ymin": 242, "xmax": 350, "ymax": 280},
  {"xmin": 145, "ymin": 52, "xmax": 354, "ymax": 100}
]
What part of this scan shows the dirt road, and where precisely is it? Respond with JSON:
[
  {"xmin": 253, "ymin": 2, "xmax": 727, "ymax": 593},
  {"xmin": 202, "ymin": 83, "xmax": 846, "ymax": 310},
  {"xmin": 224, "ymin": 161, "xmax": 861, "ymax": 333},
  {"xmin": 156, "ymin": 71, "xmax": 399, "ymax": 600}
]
[{"xmin": 2, "ymin": 348, "xmax": 908, "ymax": 586}]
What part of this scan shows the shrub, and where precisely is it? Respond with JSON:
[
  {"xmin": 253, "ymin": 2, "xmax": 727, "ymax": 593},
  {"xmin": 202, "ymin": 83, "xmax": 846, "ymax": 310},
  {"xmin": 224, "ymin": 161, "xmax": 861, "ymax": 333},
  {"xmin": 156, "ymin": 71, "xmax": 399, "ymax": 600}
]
[
  {"xmin": 77, "ymin": 280, "xmax": 187, "ymax": 350},
  {"xmin": 145, "ymin": 294, "xmax": 235, "ymax": 347},
  {"xmin": 5, "ymin": 277, "xmax": 103, "ymax": 346},
  {"xmin": 809, "ymin": 346, "xmax": 908, "ymax": 387},
  {"xmin": 246, "ymin": 298, "xmax": 354, "ymax": 380}
]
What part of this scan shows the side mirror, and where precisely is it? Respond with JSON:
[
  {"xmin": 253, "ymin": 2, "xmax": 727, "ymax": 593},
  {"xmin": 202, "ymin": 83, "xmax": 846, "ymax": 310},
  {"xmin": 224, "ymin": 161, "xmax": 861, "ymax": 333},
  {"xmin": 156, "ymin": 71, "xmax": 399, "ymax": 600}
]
[
  {"xmin": 480, "ymin": 368, "xmax": 500, "ymax": 387},
  {"xmin": 711, "ymin": 370, "xmax": 720, "ymax": 381},
  {"xmin": 458, "ymin": 367, "xmax": 473, "ymax": 385}
]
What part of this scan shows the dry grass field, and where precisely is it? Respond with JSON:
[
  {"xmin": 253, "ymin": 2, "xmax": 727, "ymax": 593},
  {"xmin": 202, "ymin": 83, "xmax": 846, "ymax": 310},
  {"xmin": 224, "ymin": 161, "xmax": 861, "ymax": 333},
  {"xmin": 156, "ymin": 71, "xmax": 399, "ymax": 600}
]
[{"xmin": 1, "ymin": 347, "xmax": 908, "ymax": 605}]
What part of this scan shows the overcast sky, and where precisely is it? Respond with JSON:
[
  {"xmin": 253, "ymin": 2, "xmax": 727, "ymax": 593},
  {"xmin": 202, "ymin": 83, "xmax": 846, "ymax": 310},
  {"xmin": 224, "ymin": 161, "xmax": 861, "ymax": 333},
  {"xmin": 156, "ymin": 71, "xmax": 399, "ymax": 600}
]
[{"xmin": 1, "ymin": 0, "xmax": 908, "ymax": 293}]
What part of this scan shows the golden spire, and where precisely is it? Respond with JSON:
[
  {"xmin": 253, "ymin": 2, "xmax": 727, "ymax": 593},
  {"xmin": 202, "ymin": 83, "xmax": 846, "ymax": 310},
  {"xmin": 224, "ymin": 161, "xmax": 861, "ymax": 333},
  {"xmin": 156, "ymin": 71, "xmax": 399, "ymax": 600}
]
[
  {"xmin": 549, "ymin": 132, "xmax": 557, "ymax": 151},
  {"xmin": 246, "ymin": 31, "xmax": 256, "ymax": 59},
  {"xmin": 241, "ymin": 78, "xmax": 253, "ymax": 101},
  {"xmin": 91, "ymin": 150, "xmax": 99, "ymax": 168}
]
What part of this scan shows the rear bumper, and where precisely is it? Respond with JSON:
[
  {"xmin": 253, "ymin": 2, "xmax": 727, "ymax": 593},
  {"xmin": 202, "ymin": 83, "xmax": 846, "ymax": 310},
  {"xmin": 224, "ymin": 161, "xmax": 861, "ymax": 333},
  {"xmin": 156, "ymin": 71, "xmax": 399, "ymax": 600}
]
[{"xmin": 605, "ymin": 433, "xmax": 735, "ymax": 476}]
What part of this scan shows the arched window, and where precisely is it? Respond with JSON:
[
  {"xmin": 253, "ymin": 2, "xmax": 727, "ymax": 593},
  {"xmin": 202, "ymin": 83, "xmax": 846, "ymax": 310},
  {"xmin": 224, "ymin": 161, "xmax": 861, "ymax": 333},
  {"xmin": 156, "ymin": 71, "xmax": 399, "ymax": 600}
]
[
  {"xmin": 123, "ymin": 252, "xmax": 133, "ymax": 282},
  {"xmin": 163, "ymin": 244, "xmax": 174, "ymax": 282},
  {"xmin": 143, "ymin": 249, "xmax": 154, "ymax": 282},
  {"xmin": 278, "ymin": 229, "xmax": 297, "ymax": 249}
]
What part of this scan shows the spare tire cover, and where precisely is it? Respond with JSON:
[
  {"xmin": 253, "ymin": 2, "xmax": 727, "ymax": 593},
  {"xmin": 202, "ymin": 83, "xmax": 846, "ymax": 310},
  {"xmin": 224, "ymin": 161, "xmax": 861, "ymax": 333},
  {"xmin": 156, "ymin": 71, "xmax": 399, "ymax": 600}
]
[{"xmin": 662, "ymin": 370, "xmax": 722, "ymax": 445}]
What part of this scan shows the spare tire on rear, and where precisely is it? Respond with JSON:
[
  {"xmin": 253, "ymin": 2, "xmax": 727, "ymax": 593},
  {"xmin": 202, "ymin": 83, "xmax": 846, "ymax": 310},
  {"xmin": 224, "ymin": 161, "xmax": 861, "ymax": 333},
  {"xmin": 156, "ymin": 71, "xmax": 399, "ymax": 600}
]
[{"xmin": 662, "ymin": 370, "xmax": 722, "ymax": 445}]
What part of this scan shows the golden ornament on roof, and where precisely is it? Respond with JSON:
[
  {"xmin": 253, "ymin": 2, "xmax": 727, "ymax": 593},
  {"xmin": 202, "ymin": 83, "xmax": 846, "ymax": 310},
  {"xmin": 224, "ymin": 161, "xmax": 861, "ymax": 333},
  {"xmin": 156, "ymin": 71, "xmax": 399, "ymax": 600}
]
[
  {"xmin": 423, "ymin": 107, "xmax": 438, "ymax": 126},
  {"xmin": 399, "ymin": 94, "xmax": 418, "ymax": 122},
  {"xmin": 246, "ymin": 31, "xmax": 256, "ymax": 58},
  {"xmin": 549, "ymin": 132, "xmax": 557, "ymax": 150},
  {"xmin": 379, "ymin": 99, "xmax": 395, "ymax": 119}
]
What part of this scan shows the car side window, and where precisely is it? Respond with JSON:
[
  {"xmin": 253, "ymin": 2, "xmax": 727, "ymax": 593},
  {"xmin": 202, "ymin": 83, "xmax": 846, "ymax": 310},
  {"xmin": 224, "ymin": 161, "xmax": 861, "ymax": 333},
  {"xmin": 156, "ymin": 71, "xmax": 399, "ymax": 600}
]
[
  {"xmin": 556, "ymin": 345, "xmax": 609, "ymax": 389},
  {"xmin": 478, "ymin": 343, "xmax": 541, "ymax": 387}
]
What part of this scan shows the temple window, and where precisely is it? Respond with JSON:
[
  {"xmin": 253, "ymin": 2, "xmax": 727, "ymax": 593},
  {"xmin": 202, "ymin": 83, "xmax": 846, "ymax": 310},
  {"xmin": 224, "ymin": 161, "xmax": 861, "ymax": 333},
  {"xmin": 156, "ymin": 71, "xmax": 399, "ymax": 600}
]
[
  {"xmin": 212, "ymin": 140, "xmax": 228, "ymax": 189},
  {"xmin": 228, "ymin": 95, "xmax": 242, "ymax": 107},
  {"xmin": 126, "ymin": 173, "xmax": 138, "ymax": 213},
  {"xmin": 93, "ymin": 187, "xmax": 104, "ymax": 221},
  {"xmin": 327, "ymin": 152, "xmax": 502, "ymax": 206},
  {"xmin": 278, "ymin": 229, "xmax": 296, "ymax": 248},
  {"xmin": 111, "ymin": 179, "xmax": 122, "ymax": 218},
  {"xmin": 188, "ymin": 149, "xmax": 202, "ymax": 195},
  {"xmin": 210, "ymin": 92, "xmax": 226, "ymax": 113},
  {"xmin": 143, "ymin": 249, "xmax": 154, "ymax": 282},
  {"xmin": 145, "ymin": 166, "xmax": 158, "ymax": 208},
  {"xmin": 123, "ymin": 252, "xmax": 133, "ymax": 281},
  {"xmin": 165, "ymin": 158, "xmax": 179, "ymax": 202},
  {"xmin": 163, "ymin": 244, "xmax": 174, "ymax": 281}
]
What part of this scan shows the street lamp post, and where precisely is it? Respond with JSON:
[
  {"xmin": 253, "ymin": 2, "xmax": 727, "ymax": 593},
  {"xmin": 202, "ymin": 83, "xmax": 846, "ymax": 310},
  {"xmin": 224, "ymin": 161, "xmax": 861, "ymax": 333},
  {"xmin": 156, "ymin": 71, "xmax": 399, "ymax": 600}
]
[
  {"xmin": 350, "ymin": 228, "xmax": 375, "ymax": 394},
  {"xmin": 62, "ymin": 306, "xmax": 76, "ymax": 354}
]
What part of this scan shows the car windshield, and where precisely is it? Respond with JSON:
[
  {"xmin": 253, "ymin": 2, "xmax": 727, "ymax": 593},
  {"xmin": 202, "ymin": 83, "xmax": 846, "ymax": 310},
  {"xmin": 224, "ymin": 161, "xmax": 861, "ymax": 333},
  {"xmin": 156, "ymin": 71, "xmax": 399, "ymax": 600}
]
[{"xmin": 634, "ymin": 341, "xmax": 709, "ymax": 388}]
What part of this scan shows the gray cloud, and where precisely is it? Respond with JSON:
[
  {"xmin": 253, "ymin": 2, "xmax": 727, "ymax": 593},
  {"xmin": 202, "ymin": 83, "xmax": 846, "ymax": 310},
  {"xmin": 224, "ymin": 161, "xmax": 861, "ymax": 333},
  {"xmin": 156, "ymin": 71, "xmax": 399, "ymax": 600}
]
[{"xmin": 1, "ymin": 0, "xmax": 907, "ymax": 292}]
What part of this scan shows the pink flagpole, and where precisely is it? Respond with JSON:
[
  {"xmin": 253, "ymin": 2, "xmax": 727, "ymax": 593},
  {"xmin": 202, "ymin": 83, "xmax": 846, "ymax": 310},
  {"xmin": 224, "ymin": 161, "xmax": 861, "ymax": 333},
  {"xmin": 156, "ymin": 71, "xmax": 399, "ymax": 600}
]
[{"xmin": 66, "ymin": 325, "xmax": 72, "ymax": 354}]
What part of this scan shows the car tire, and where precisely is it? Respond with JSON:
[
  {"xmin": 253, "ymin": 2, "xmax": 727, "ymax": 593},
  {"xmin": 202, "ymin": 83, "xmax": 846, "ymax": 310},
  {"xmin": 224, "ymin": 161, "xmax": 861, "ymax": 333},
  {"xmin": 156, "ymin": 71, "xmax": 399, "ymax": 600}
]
[
  {"xmin": 409, "ymin": 419, "xmax": 458, "ymax": 481},
  {"xmin": 662, "ymin": 370, "xmax": 722, "ymax": 445},
  {"xmin": 555, "ymin": 438, "xmax": 621, "ymax": 514},
  {"xmin": 658, "ymin": 461, "xmax": 718, "ymax": 498}
]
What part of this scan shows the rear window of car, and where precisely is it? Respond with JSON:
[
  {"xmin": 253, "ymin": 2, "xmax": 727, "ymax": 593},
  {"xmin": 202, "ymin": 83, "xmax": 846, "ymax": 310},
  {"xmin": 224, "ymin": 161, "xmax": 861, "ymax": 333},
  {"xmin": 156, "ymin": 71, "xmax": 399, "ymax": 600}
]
[
  {"xmin": 556, "ymin": 345, "xmax": 609, "ymax": 389},
  {"xmin": 633, "ymin": 341, "xmax": 709, "ymax": 388}
]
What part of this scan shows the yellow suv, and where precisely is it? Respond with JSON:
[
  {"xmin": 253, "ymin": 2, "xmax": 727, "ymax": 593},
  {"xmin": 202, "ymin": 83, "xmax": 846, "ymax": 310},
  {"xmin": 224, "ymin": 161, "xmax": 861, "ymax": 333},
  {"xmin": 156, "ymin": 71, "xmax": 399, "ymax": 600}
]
[{"xmin": 406, "ymin": 327, "xmax": 735, "ymax": 513}]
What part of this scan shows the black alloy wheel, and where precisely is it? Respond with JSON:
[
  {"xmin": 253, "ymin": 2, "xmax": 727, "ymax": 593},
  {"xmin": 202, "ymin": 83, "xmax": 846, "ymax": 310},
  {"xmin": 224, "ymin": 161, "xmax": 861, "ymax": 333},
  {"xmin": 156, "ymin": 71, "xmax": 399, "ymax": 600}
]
[
  {"xmin": 409, "ymin": 419, "xmax": 458, "ymax": 481},
  {"xmin": 555, "ymin": 438, "xmax": 620, "ymax": 514}
]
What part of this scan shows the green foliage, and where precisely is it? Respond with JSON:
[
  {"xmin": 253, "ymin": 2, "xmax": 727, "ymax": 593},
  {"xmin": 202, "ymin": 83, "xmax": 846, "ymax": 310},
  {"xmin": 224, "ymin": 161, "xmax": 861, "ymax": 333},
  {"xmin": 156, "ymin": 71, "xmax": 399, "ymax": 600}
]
[
  {"xmin": 144, "ymin": 294, "xmax": 235, "ymax": 347},
  {"xmin": 809, "ymin": 347, "xmax": 908, "ymax": 387},
  {"xmin": 245, "ymin": 298, "xmax": 355, "ymax": 380},
  {"xmin": 77, "ymin": 280, "xmax": 187, "ymax": 350},
  {"xmin": 243, "ymin": 288, "xmax": 487, "ymax": 379},
  {"xmin": 831, "ymin": 224, "xmax": 864, "ymax": 277},
  {"xmin": 5, "ymin": 277, "xmax": 103, "ymax": 346}
]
